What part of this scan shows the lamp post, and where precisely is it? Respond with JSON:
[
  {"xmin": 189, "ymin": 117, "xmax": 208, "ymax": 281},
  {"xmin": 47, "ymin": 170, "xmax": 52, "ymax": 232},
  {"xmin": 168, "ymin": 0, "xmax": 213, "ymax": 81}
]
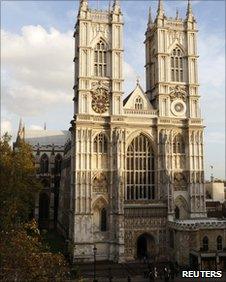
[{"xmin": 93, "ymin": 245, "xmax": 97, "ymax": 282}]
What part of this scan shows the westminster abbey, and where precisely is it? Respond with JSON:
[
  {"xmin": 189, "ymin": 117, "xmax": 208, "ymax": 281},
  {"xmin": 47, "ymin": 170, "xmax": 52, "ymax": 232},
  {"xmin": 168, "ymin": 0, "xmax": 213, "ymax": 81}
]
[{"xmin": 15, "ymin": 0, "xmax": 226, "ymax": 269}]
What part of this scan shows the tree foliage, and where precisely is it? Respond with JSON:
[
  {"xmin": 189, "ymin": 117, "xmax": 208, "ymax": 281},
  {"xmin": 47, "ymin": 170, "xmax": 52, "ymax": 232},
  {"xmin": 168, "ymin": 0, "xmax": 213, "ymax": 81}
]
[
  {"xmin": 0, "ymin": 134, "xmax": 41, "ymax": 229},
  {"xmin": 0, "ymin": 220, "xmax": 69, "ymax": 281},
  {"xmin": 0, "ymin": 134, "xmax": 69, "ymax": 281}
]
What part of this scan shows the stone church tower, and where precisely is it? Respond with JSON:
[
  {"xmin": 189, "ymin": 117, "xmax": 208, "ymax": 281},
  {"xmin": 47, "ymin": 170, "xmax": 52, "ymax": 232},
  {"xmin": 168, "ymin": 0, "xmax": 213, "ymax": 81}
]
[
  {"xmin": 58, "ymin": 0, "xmax": 221, "ymax": 265},
  {"xmin": 145, "ymin": 0, "xmax": 206, "ymax": 221},
  {"xmin": 70, "ymin": 0, "xmax": 125, "ymax": 261}
]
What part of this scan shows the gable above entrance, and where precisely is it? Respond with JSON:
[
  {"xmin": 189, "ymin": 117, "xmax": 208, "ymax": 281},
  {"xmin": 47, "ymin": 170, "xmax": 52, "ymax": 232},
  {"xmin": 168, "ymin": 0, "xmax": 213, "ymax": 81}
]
[{"xmin": 123, "ymin": 83, "xmax": 154, "ymax": 111}]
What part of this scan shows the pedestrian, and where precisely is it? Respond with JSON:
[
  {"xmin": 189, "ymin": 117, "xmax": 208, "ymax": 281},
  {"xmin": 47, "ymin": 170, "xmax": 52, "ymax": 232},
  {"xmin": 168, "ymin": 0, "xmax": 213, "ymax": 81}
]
[
  {"xmin": 164, "ymin": 267, "xmax": 170, "ymax": 282},
  {"xmin": 127, "ymin": 276, "xmax": 131, "ymax": 282},
  {"xmin": 148, "ymin": 269, "xmax": 154, "ymax": 282},
  {"xmin": 153, "ymin": 267, "xmax": 158, "ymax": 280}
]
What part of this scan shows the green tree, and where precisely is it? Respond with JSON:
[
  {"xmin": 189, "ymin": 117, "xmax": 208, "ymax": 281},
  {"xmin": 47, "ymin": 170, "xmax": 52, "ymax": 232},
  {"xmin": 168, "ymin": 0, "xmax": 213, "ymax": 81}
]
[
  {"xmin": 0, "ymin": 134, "xmax": 69, "ymax": 281},
  {"xmin": 0, "ymin": 134, "xmax": 41, "ymax": 230}
]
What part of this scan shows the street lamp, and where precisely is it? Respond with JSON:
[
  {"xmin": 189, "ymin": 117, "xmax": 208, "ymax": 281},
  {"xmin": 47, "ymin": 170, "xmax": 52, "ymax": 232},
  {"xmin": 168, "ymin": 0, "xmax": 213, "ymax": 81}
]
[{"xmin": 93, "ymin": 245, "xmax": 97, "ymax": 282}]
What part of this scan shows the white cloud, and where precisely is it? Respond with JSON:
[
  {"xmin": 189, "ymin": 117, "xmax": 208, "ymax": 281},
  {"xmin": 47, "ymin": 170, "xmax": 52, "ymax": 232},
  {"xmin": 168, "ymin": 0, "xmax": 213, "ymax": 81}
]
[
  {"xmin": 1, "ymin": 24, "xmax": 140, "ymax": 113},
  {"xmin": 1, "ymin": 26, "xmax": 74, "ymax": 117},
  {"xmin": 1, "ymin": 119, "xmax": 12, "ymax": 136},
  {"xmin": 1, "ymin": 8, "xmax": 225, "ymax": 180}
]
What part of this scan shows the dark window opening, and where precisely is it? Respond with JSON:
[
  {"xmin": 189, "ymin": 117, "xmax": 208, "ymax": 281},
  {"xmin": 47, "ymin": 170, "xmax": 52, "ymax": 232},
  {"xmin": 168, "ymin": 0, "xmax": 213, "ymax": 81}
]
[
  {"xmin": 175, "ymin": 206, "xmax": 180, "ymax": 219},
  {"xmin": 100, "ymin": 208, "xmax": 107, "ymax": 231},
  {"xmin": 203, "ymin": 236, "xmax": 209, "ymax": 251},
  {"xmin": 40, "ymin": 154, "xmax": 49, "ymax": 174}
]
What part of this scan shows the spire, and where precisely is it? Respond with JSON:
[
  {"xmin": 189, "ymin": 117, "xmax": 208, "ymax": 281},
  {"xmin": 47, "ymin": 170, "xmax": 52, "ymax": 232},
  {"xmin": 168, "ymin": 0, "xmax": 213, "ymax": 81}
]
[
  {"xmin": 113, "ymin": 0, "xmax": 120, "ymax": 10},
  {"xmin": 136, "ymin": 75, "xmax": 140, "ymax": 86},
  {"xmin": 186, "ymin": 0, "xmax": 193, "ymax": 18},
  {"xmin": 79, "ymin": 0, "xmax": 88, "ymax": 10},
  {"xmin": 175, "ymin": 9, "xmax": 179, "ymax": 20},
  {"xmin": 113, "ymin": 0, "xmax": 120, "ymax": 7},
  {"xmin": 157, "ymin": 0, "xmax": 164, "ymax": 18},
  {"xmin": 113, "ymin": 0, "xmax": 121, "ymax": 13},
  {"xmin": 148, "ymin": 6, "xmax": 153, "ymax": 27},
  {"xmin": 108, "ymin": 0, "xmax": 112, "ymax": 11},
  {"xmin": 22, "ymin": 123, "xmax": 25, "ymax": 139},
  {"xmin": 18, "ymin": 117, "xmax": 23, "ymax": 133},
  {"xmin": 17, "ymin": 118, "xmax": 25, "ymax": 142}
]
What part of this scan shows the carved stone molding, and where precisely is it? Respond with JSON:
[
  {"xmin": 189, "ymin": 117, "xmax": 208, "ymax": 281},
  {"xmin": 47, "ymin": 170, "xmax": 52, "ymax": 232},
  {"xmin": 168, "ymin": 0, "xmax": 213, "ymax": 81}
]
[
  {"xmin": 93, "ymin": 172, "xmax": 108, "ymax": 193},
  {"xmin": 169, "ymin": 85, "xmax": 187, "ymax": 102}
]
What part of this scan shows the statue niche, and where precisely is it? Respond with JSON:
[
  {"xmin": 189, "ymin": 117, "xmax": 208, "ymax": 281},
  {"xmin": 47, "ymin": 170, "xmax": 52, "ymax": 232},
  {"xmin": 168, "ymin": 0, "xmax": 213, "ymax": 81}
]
[
  {"xmin": 93, "ymin": 172, "xmax": 108, "ymax": 193},
  {"xmin": 174, "ymin": 172, "xmax": 187, "ymax": 191}
]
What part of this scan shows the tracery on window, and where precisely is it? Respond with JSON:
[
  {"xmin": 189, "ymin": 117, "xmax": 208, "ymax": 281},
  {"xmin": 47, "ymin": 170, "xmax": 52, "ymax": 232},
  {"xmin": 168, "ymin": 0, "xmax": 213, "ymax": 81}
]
[
  {"xmin": 93, "ymin": 133, "xmax": 108, "ymax": 154},
  {"xmin": 171, "ymin": 47, "xmax": 184, "ymax": 82},
  {"xmin": 94, "ymin": 40, "xmax": 107, "ymax": 77},
  {"xmin": 173, "ymin": 133, "xmax": 185, "ymax": 154},
  {"xmin": 40, "ymin": 154, "xmax": 49, "ymax": 174},
  {"xmin": 126, "ymin": 134, "xmax": 155, "ymax": 201},
  {"xmin": 135, "ymin": 96, "xmax": 143, "ymax": 110}
]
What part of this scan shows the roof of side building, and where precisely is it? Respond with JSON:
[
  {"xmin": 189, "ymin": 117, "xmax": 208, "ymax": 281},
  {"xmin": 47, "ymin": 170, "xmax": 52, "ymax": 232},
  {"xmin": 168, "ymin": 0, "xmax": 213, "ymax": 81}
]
[{"xmin": 24, "ymin": 130, "xmax": 70, "ymax": 147}]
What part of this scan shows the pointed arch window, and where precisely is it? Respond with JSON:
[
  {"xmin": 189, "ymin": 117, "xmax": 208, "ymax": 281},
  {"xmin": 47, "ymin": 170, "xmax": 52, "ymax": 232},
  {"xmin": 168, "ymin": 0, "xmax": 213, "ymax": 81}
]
[
  {"xmin": 100, "ymin": 208, "xmax": 107, "ymax": 231},
  {"xmin": 93, "ymin": 133, "xmax": 108, "ymax": 154},
  {"xmin": 40, "ymin": 154, "xmax": 49, "ymax": 174},
  {"xmin": 203, "ymin": 236, "xmax": 209, "ymax": 251},
  {"xmin": 173, "ymin": 134, "xmax": 185, "ymax": 154},
  {"xmin": 126, "ymin": 134, "xmax": 155, "ymax": 201},
  {"xmin": 171, "ymin": 47, "xmax": 184, "ymax": 82},
  {"xmin": 54, "ymin": 154, "xmax": 62, "ymax": 174},
  {"xmin": 217, "ymin": 236, "xmax": 222, "ymax": 251},
  {"xmin": 175, "ymin": 206, "xmax": 180, "ymax": 219},
  {"xmin": 135, "ymin": 96, "xmax": 143, "ymax": 110},
  {"xmin": 94, "ymin": 40, "xmax": 107, "ymax": 77}
]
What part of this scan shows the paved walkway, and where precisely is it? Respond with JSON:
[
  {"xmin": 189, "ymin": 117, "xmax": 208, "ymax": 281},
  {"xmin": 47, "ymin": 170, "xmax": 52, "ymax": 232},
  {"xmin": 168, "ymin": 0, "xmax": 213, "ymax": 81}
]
[
  {"xmin": 74, "ymin": 274, "xmax": 226, "ymax": 282},
  {"xmin": 71, "ymin": 261, "xmax": 226, "ymax": 282}
]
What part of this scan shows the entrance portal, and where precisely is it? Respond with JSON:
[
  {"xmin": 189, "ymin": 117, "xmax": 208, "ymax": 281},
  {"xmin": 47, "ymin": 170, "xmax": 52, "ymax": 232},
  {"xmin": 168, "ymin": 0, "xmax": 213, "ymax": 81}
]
[{"xmin": 137, "ymin": 233, "xmax": 155, "ymax": 259}]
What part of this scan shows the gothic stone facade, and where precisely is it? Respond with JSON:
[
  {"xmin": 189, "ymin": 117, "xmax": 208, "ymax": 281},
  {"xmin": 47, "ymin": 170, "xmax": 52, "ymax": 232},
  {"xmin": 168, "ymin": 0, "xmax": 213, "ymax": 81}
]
[
  {"xmin": 22, "ymin": 0, "xmax": 223, "ymax": 267},
  {"xmin": 14, "ymin": 125, "xmax": 68, "ymax": 230},
  {"xmin": 57, "ymin": 0, "xmax": 224, "ymax": 266}
]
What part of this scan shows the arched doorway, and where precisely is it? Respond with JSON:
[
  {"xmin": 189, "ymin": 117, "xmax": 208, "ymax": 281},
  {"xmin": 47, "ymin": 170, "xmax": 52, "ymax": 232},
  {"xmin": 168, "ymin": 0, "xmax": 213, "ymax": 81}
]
[
  {"xmin": 136, "ymin": 233, "xmax": 155, "ymax": 259},
  {"xmin": 174, "ymin": 196, "xmax": 189, "ymax": 219}
]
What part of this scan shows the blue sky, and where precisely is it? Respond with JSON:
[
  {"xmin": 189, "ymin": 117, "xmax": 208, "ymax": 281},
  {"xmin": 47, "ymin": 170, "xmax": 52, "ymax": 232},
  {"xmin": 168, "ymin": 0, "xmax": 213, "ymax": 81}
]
[{"xmin": 1, "ymin": 0, "xmax": 225, "ymax": 180}]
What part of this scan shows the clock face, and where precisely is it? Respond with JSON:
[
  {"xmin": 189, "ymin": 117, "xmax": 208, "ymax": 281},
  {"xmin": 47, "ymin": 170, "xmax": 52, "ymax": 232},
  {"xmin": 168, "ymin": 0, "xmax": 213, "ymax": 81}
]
[
  {"xmin": 174, "ymin": 102, "xmax": 184, "ymax": 113},
  {"xmin": 92, "ymin": 88, "xmax": 109, "ymax": 114},
  {"xmin": 171, "ymin": 99, "xmax": 186, "ymax": 116}
]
